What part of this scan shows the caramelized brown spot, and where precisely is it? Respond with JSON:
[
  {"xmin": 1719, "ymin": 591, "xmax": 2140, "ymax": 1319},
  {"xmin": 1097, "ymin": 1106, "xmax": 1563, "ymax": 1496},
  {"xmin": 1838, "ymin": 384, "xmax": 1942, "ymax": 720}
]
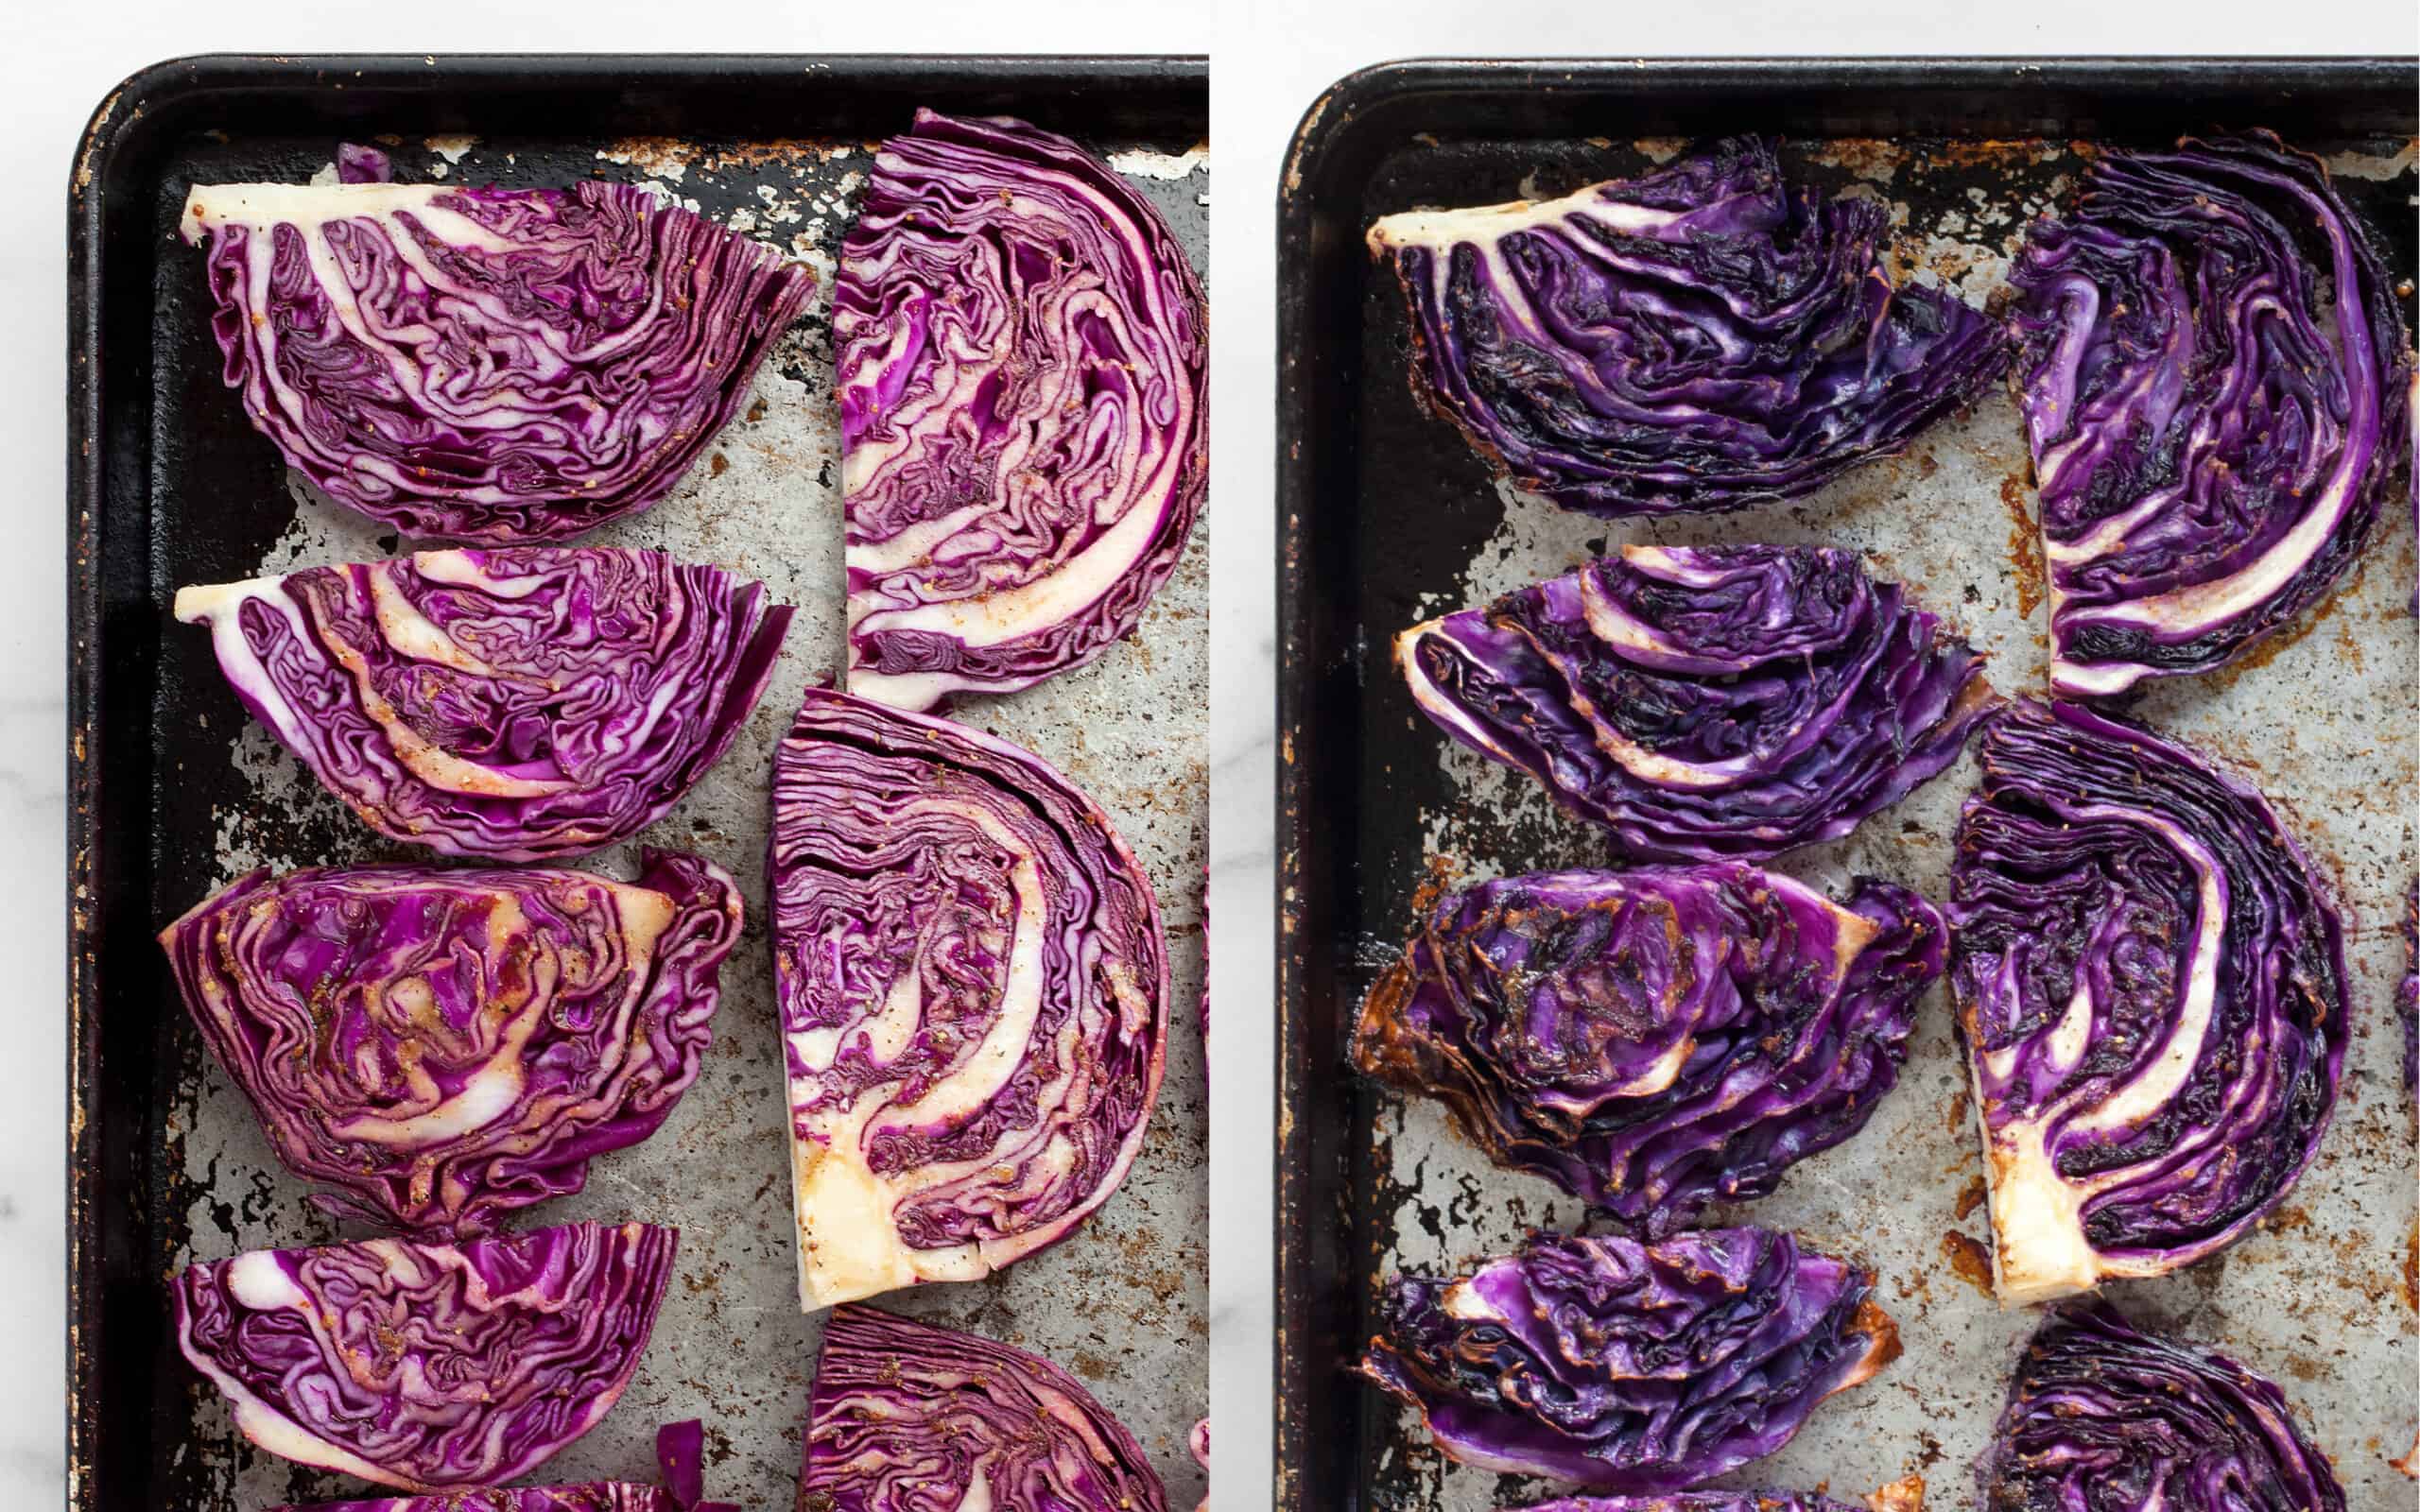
[
  {"xmin": 1998, "ymin": 475, "xmax": 2047, "ymax": 619},
  {"xmin": 1941, "ymin": 1230, "xmax": 1995, "ymax": 1298}
]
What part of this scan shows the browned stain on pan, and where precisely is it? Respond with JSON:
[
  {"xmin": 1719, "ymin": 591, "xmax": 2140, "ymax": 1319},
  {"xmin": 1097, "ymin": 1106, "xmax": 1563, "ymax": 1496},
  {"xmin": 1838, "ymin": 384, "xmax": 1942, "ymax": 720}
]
[
  {"xmin": 1997, "ymin": 475, "xmax": 2046, "ymax": 619},
  {"xmin": 1940, "ymin": 1231, "xmax": 1995, "ymax": 1299}
]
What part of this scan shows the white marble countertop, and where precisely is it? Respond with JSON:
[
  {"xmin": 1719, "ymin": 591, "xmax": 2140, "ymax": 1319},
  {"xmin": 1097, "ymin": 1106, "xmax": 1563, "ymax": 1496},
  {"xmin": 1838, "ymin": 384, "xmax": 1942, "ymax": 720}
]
[{"xmin": 8, "ymin": 4, "xmax": 2410, "ymax": 1508}]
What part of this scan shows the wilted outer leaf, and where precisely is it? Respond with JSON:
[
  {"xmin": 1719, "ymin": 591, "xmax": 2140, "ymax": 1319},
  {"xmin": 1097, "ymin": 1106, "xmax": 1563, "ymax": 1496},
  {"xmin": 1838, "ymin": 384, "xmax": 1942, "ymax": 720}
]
[
  {"xmin": 2011, "ymin": 130, "xmax": 2412, "ymax": 697},
  {"xmin": 1979, "ymin": 1302, "xmax": 2343, "ymax": 1512},
  {"xmin": 175, "ymin": 1221, "xmax": 677, "ymax": 1491},
  {"xmin": 160, "ymin": 850, "xmax": 741, "ymax": 1233},
  {"xmin": 769, "ymin": 688, "xmax": 1167, "ymax": 1310},
  {"xmin": 181, "ymin": 177, "xmax": 814, "ymax": 543},
  {"xmin": 1361, "ymin": 1228, "xmax": 1898, "ymax": 1491},
  {"xmin": 1367, "ymin": 137, "xmax": 2009, "ymax": 516},
  {"xmin": 176, "ymin": 548, "xmax": 790, "ymax": 861},
  {"xmin": 838, "ymin": 110, "xmax": 1206, "ymax": 712},
  {"xmin": 1949, "ymin": 700, "xmax": 2346, "ymax": 1303},
  {"xmin": 798, "ymin": 1305, "xmax": 1167, "ymax": 1512},
  {"xmin": 1399, "ymin": 543, "xmax": 1996, "ymax": 861},
  {"xmin": 1356, "ymin": 864, "xmax": 1941, "ymax": 1229}
]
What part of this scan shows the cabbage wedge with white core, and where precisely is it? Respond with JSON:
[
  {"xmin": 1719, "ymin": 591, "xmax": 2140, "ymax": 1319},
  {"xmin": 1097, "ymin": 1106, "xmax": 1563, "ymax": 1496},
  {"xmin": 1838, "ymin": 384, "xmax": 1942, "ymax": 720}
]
[
  {"xmin": 160, "ymin": 851, "xmax": 741, "ymax": 1234},
  {"xmin": 837, "ymin": 110, "xmax": 1207, "ymax": 713},
  {"xmin": 1360, "ymin": 1228, "xmax": 1899, "ymax": 1490},
  {"xmin": 1367, "ymin": 136, "xmax": 2009, "ymax": 516},
  {"xmin": 2011, "ymin": 130, "xmax": 2412, "ymax": 697},
  {"xmin": 769, "ymin": 687, "xmax": 1167, "ymax": 1311},
  {"xmin": 175, "ymin": 547, "xmax": 791, "ymax": 861},
  {"xmin": 798, "ymin": 1306, "xmax": 1168, "ymax": 1512},
  {"xmin": 172, "ymin": 1221, "xmax": 677, "ymax": 1491},
  {"xmin": 1948, "ymin": 700, "xmax": 2347, "ymax": 1304},
  {"xmin": 1355, "ymin": 864, "xmax": 1942, "ymax": 1229},
  {"xmin": 1399, "ymin": 543, "xmax": 1996, "ymax": 862},
  {"xmin": 181, "ymin": 172, "xmax": 814, "ymax": 543}
]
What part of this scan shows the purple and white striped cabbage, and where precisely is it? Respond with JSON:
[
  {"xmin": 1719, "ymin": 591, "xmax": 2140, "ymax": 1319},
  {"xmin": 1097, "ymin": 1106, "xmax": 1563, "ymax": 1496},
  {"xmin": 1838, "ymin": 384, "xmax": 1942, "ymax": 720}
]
[
  {"xmin": 1949, "ymin": 700, "xmax": 2347, "ymax": 1303},
  {"xmin": 1979, "ymin": 1302, "xmax": 2343, "ymax": 1512},
  {"xmin": 174, "ymin": 1221, "xmax": 676, "ymax": 1490},
  {"xmin": 769, "ymin": 688, "xmax": 1167, "ymax": 1310},
  {"xmin": 1362, "ymin": 1228, "xmax": 1897, "ymax": 1491},
  {"xmin": 1356, "ymin": 864, "xmax": 1941, "ymax": 1229},
  {"xmin": 160, "ymin": 850, "xmax": 739, "ymax": 1233},
  {"xmin": 798, "ymin": 1305, "xmax": 1167, "ymax": 1512},
  {"xmin": 175, "ymin": 548, "xmax": 790, "ymax": 861},
  {"xmin": 1367, "ymin": 136, "xmax": 2009, "ymax": 516},
  {"xmin": 1399, "ymin": 544, "xmax": 1996, "ymax": 861},
  {"xmin": 270, "ymin": 1419, "xmax": 735, "ymax": 1512},
  {"xmin": 2011, "ymin": 131, "xmax": 2412, "ymax": 696},
  {"xmin": 837, "ymin": 110, "xmax": 1206, "ymax": 712},
  {"xmin": 181, "ymin": 165, "xmax": 813, "ymax": 542}
]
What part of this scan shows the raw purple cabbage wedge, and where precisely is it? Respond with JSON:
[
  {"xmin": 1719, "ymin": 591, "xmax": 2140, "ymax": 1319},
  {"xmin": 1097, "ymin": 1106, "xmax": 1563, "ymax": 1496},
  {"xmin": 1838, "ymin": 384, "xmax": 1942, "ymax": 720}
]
[
  {"xmin": 2011, "ymin": 130, "xmax": 2413, "ymax": 697},
  {"xmin": 799, "ymin": 1304, "xmax": 1168, "ymax": 1512},
  {"xmin": 1366, "ymin": 136, "xmax": 2010, "ymax": 516},
  {"xmin": 175, "ymin": 548, "xmax": 791, "ymax": 861},
  {"xmin": 271, "ymin": 1419, "xmax": 736, "ymax": 1512},
  {"xmin": 1355, "ymin": 864, "xmax": 1941, "ymax": 1229},
  {"xmin": 769, "ymin": 687, "xmax": 1167, "ymax": 1310},
  {"xmin": 1948, "ymin": 700, "xmax": 2347, "ymax": 1304},
  {"xmin": 1361, "ymin": 1228, "xmax": 1898, "ymax": 1490},
  {"xmin": 159, "ymin": 850, "xmax": 741, "ymax": 1234},
  {"xmin": 1189, "ymin": 1418, "xmax": 1210, "ymax": 1512},
  {"xmin": 1399, "ymin": 544, "xmax": 1997, "ymax": 861},
  {"xmin": 174, "ymin": 1221, "xmax": 676, "ymax": 1491},
  {"xmin": 180, "ymin": 167, "xmax": 814, "ymax": 543},
  {"xmin": 838, "ymin": 110, "xmax": 1207, "ymax": 712},
  {"xmin": 1978, "ymin": 1302, "xmax": 2343, "ymax": 1512}
]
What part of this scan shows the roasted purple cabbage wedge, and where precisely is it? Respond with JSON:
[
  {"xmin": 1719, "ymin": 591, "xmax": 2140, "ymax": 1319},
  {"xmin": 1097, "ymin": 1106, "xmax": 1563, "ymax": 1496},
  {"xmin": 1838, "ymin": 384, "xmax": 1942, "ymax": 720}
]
[
  {"xmin": 160, "ymin": 850, "xmax": 741, "ymax": 1233},
  {"xmin": 838, "ymin": 109, "xmax": 1207, "ymax": 712},
  {"xmin": 174, "ymin": 1221, "xmax": 677, "ymax": 1491},
  {"xmin": 1399, "ymin": 544, "xmax": 1996, "ymax": 861},
  {"xmin": 270, "ymin": 1419, "xmax": 736, "ymax": 1512},
  {"xmin": 2012, "ymin": 130, "xmax": 2413, "ymax": 697},
  {"xmin": 770, "ymin": 687, "xmax": 1167, "ymax": 1310},
  {"xmin": 1979, "ymin": 1302, "xmax": 2343, "ymax": 1512},
  {"xmin": 1355, "ymin": 865, "xmax": 1941, "ymax": 1229},
  {"xmin": 181, "ymin": 169, "xmax": 814, "ymax": 542},
  {"xmin": 1948, "ymin": 700, "xmax": 2347, "ymax": 1303},
  {"xmin": 1524, "ymin": 1488, "xmax": 1926, "ymax": 1512},
  {"xmin": 799, "ymin": 1305, "xmax": 1168, "ymax": 1512},
  {"xmin": 1366, "ymin": 136, "xmax": 2010, "ymax": 516},
  {"xmin": 1360, "ymin": 1228, "xmax": 1898, "ymax": 1491},
  {"xmin": 176, "ymin": 548, "xmax": 791, "ymax": 861}
]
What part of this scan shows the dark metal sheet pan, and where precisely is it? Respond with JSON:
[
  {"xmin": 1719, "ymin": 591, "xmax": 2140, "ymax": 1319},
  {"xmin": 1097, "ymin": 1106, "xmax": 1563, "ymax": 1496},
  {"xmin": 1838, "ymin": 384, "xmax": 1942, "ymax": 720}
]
[
  {"xmin": 68, "ymin": 52, "xmax": 1208, "ymax": 1512},
  {"xmin": 1275, "ymin": 56, "xmax": 2416, "ymax": 1512}
]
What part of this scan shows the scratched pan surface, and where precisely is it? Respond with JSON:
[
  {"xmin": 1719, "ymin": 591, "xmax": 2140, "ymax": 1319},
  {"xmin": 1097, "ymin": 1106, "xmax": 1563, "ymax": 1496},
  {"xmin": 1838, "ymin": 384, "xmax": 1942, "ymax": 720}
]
[
  {"xmin": 68, "ymin": 55, "xmax": 1206, "ymax": 1512},
  {"xmin": 1274, "ymin": 59, "xmax": 2416, "ymax": 1512}
]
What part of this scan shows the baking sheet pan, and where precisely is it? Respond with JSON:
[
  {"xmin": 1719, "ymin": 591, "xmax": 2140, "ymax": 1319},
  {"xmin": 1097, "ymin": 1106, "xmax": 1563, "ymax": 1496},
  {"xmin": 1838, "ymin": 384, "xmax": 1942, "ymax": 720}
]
[
  {"xmin": 1274, "ymin": 57, "xmax": 2416, "ymax": 1512},
  {"xmin": 68, "ymin": 53, "xmax": 1207, "ymax": 1512}
]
